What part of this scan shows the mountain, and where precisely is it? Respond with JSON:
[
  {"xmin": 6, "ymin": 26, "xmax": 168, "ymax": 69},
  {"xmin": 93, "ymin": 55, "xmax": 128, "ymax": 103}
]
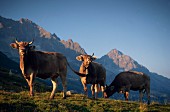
[
  {"xmin": 98, "ymin": 49, "xmax": 149, "ymax": 73},
  {"xmin": 107, "ymin": 49, "xmax": 140, "ymax": 71},
  {"xmin": 97, "ymin": 49, "xmax": 170, "ymax": 103},
  {"xmin": 0, "ymin": 16, "xmax": 170, "ymax": 103},
  {"xmin": 0, "ymin": 16, "xmax": 84, "ymax": 62},
  {"xmin": 61, "ymin": 39, "xmax": 86, "ymax": 55}
]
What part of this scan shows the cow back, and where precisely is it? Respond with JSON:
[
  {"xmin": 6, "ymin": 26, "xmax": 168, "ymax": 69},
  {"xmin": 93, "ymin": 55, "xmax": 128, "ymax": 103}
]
[
  {"xmin": 92, "ymin": 62, "xmax": 106, "ymax": 82},
  {"xmin": 113, "ymin": 71, "xmax": 150, "ymax": 91},
  {"xmin": 26, "ymin": 51, "xmax": 67, "ymax": 79}
]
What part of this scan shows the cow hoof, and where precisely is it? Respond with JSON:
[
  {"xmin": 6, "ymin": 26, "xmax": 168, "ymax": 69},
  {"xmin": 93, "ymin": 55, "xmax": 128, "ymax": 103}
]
[
  {"xmin": 92, "ymin": 97, "xmax": 95, "ymax": 100},
  {"xmin": 63, "ymin": 96, "xmax": 66, "ymax": 99},
  {"xmin": 83, "ymin": 95, "xmax": 88, "ymax": 100},
  {"xmin": 29, "ymin": 94, "xmax": 34, "ymax": 97},
  {"xmin": 50, "ymin": 96, "xmax": 55, "ymax": 99},
  {"xmin": 147, "ymin": 102, "xmax": 150, "ymax": 105},
  {"xmin": 83, "ymin": 97, "xmax": 85, "ymax": 100}
]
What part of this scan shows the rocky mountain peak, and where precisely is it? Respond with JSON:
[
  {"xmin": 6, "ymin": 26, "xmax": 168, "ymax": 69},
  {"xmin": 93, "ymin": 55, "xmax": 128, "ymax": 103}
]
[
  {"xmin": 37, "ymin": 26, "xmax": 51, "ymax": 38},
  {"xmin": 107, "ymin": 49, "xmax": 123, "ymax": 58},
  {"xmin": 52, "ymin": 33, "xmax": 60, "ymax": 41},
  {"xmin": 107, "ymin": 49, "xmax": 137, "ymax": 71},
  {"xmin": 19, "ymin": 18, "xmax": 52, "ymax": 39},
  {"xmin": 19, "ymin": 18, "xmax": 33, "ymax": 24},
  {"xmin": 61, "ymin": 39, "xmax": 86, "ymax": 55}
]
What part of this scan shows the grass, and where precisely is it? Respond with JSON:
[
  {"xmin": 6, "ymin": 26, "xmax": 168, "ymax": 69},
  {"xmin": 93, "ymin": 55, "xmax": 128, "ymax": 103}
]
[
  {"xmin": 0, "ymin": 90, "xmax": 170, "ymax": 112},
  {"xmin": 0, "ymin": 69, "xmax": 170, "ymax": 112}
]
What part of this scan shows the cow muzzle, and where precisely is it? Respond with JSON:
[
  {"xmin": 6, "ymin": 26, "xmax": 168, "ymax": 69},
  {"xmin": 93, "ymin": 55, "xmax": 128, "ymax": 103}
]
[
  {"xmin": 104, "ymin": 92, "xmax": 108, "ymax": 98},
  {"xmin": 19, "ymin": 49, "xmax": 26, "ymax": 56}
]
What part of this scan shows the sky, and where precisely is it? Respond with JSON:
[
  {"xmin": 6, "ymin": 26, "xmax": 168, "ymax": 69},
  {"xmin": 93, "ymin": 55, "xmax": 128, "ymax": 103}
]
[{"xmin": 0, "ymin": 0, "xmax": 170, "ymax": 78}]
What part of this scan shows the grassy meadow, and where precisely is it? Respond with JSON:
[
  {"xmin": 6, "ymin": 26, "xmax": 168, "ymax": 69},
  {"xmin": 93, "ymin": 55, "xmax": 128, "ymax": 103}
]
[
  {"xmin": 0, "ymin": 69, "xmax": 170, "ymax": 112},
  {"xmin": 0, "ymin": 90, "xmax": 170, "ymax": 112}
]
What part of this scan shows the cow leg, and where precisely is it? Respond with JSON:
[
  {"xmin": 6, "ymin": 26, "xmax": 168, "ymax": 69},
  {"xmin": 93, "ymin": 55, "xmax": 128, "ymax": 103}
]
[
  {"xmin": 124, "ymin": 92, "xmax": 129, "ymax": 101},
  {"xmin": 82, "ymin": 83, "xmax": 88, "ymax": 97},
  {"xmin": 101, "ymin": 85, "xmax": 105, "ymax": 98},
  {"xmin": 25, "ymin": 73, "xmax": 34, "ymax": 96},
  {"xmin": 94, "ymin": 84, "xmax": 99, "ymax": 99},
  {"xmin": 50, "ymin": 77, "xmax": 57, "ymax": 99},
  {"xmin": 91, "ymin": 84, "xmax": 95, "ymax": 99},
  {"xmin": 146, "ymin": 88, "xmax": 150, "ymax": 105},
  {"xmin": 60, "ymin": 74, "xmax": 67, "ymax": 99},
  {"xmin": 139, "ymin": 90, "xmax": 143, "ymax": 103},
  {"xmin": 100, "ymin": 83, "xmax": 105, "ymax": 98}
]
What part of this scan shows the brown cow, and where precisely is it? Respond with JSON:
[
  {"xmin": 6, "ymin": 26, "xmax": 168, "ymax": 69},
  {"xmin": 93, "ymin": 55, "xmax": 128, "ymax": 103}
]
[
  {"xmin": 104, "ymin": 71, "xmax": 150, "ymax": 104},
  {"xmin": 10, "ymin": 39, "xmax": 80, "ymax": 99},
  {"xmin": 76, "ymin": 54, "xmax": 106, "ymax": 99}
]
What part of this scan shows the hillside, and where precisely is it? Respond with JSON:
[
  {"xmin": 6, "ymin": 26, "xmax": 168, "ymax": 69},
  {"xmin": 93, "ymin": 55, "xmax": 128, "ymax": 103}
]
[
  {"xmin": 1, "ymin": 91, "xmax": 170, "ymax": 112},
  {"xmin": 0, "ymin": 70, "xmax": 169, "ymax": 112},
  {"xmin": 0, "ymin": 51, "xmax": 19, "ymax": 73}
]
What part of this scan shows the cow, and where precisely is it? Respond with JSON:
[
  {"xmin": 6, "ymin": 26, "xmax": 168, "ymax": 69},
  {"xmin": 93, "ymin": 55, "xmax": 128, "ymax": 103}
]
[
  {"xmin": 76, "ymin": 54, "xmax": 106, "ymax": 99},
  {"xmin": 104, "ymin": 71, "xmax": 150, "ymax": 105},
  {"xmin": 10, "ymin": 39, "xmax": 82, "ymax": 99}
]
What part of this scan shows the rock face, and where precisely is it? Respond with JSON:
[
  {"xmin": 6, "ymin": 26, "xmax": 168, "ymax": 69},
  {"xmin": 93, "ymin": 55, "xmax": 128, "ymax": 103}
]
[
  {"xmin": 107, "ymin": 49, "xmax": 139, "ymax": 71},
  {"xmin": 61, "ymin": 39, "xmax": 86, "ymax": 55},
  {"xmin": 0, "ymin": 16, "xmax": 84, "ymax": 62}
]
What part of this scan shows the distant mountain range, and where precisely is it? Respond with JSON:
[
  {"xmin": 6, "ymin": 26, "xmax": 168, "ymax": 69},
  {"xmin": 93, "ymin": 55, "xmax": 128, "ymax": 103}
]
[{"xmin": 0, "ymin": 16, "xmax": 169, "ymax": 103}]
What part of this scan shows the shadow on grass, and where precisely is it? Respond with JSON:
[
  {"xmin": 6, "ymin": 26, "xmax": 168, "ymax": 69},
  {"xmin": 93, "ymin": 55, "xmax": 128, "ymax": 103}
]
[
  {"xmin": 63, "ymin": 103, "xmax": 90, "ymax": 112},
  {"xmin": 0, "ymin": 102, "xmax": 37, "ymax": 112}
]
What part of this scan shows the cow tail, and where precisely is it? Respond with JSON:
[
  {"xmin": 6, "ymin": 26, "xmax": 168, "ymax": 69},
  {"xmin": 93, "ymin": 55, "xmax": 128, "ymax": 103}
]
[
  {"xmin": 143, "ymin": 89, "xmax": 146, "ymax": 93},
  {"xmin": 66, "ymin": 61, "xmax": 86, "ymax": 77}
]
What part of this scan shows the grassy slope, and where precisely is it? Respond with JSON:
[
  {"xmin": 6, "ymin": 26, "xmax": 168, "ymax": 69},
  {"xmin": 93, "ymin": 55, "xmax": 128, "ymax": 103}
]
[
  {"xmin": 0, "ymin": 70, "xmax": 170, "ymax": 112},
  {"xmin": 0, "ymin": 91, "xmax": 170, "ymax": 112}
]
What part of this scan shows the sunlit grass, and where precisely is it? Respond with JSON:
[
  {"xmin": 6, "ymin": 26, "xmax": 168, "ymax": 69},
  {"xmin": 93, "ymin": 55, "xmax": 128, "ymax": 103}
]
[
  {"xmin": 1, "ymin": 70, "xmax": 170, "ymax": 111},
  {"xmin": 0, "ymin": 90, "xmax": 169, "ymax": 112}
]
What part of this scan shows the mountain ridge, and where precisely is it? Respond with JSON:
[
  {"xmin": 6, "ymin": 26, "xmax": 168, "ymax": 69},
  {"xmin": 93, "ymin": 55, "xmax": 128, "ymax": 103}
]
[
  {"xmin": 0, "ymin": 16, "xmax": 84, "ymax": 62},
  {"xmin": 106, "ymin": 49, "xmax": 147, "ymax": 72},
  {"xmin": 61, "ymin": 39, "xmax": 86, "ymax": 55}
]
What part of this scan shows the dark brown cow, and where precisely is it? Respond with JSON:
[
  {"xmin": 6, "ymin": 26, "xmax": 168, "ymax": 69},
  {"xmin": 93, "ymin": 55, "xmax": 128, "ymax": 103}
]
[
  {"xmin": 76, "ymin": 54, "xmax": 106, "ymax": 99},
  {"xmin": 104, "ymin": 71, "xmax": 150, "ymax": 104},
  {"xmin": 10, "ymin": 39, "xmax": 78, "ymax": 99}
]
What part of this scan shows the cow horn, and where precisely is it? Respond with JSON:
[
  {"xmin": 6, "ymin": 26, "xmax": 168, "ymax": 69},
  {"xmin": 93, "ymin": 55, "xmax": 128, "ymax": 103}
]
[
  {"xmin": 15, "ymin": 38, "xmax": 19, "ymax": 44},
  {"xmin": 92, "ymin": 53, "xmax": 94, "ymax": 56},
  {"xmin": 29, "ymin": 39, "xmax": 34, "ymax": 45}
]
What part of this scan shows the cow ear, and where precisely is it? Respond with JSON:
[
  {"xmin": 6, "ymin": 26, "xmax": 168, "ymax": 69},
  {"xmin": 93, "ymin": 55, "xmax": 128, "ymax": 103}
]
[
  {"xmin": 92, "ymin": 56, "xmax": 97, "ymax": 61},
  {"xmin": 76, "ymin": 55, "xmax": 84, "ymax": 61},
  {"xmin": 110, "ymin": 86, "xmax": 114, "ymax": 91},
  {"xmin": 10, "ymin": 43, "xmax": 18, "ymax": 49}
]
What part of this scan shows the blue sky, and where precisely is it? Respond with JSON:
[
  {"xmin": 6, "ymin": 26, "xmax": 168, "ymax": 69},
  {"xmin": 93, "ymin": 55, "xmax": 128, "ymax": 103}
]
[{"xmin": 0, "ymin": 0, "xmax": 170, "ymax": 78}]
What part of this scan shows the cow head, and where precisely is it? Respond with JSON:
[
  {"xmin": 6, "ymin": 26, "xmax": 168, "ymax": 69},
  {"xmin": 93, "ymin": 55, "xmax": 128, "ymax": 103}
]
[
  {"xmin": 76, "ymin": 53, "xmax": 97, "ymax": 68},
  {"xmin": 104, "ymin": 85, "xmax": 115, "ymax": 98},
  {"xmin": 10, "ymin": 39, "xmax": 35, "ymax": 56}
]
